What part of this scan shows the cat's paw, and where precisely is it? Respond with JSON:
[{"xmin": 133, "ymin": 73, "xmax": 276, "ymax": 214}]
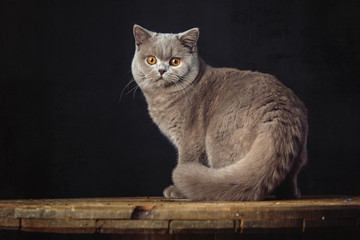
[{"xmin": 163, "ymin": 185, "xmax": 185, "ymax": 199}]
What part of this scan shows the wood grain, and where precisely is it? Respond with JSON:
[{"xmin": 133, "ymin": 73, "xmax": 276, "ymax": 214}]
[{"xmin": 0, "ymin": 196, "xmax": 359, "ymax": 235}]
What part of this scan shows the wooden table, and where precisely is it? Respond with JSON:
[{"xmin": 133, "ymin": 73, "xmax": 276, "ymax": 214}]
[{"xmin": 0, "ymin": 196, "xmax": 359, "ymax": 238}]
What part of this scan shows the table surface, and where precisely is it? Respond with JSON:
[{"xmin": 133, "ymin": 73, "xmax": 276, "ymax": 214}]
[{"xmin": 0, "ymin": 196, "xmax": 359, "ymax": 235}]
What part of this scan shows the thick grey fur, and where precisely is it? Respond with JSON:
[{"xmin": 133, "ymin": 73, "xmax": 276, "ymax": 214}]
[{"xmin": 131, "ymin": 25, "xmax": 308, "ymax": 201}]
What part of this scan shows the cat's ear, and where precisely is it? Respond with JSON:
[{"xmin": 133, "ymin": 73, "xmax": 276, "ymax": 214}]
[
  {"xmin": 178, "ymin": 28, "xmax": 199, "ymax": 53},
  {"xmin": 133, "ymin": 24, "xmax": 153, "ymax": 47}
]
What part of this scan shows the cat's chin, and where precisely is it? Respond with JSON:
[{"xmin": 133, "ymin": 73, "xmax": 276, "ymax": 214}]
[{"xmin": 154, "ymin": 77, "xmax": 178, "ymax": 89}]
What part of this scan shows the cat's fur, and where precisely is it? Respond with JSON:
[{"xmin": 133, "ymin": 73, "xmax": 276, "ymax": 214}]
[{"xmin": 131, "ymin": 25, "xmax": 308, "ymax": 201}]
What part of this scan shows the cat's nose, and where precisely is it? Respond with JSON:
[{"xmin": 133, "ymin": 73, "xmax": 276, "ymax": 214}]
[{"xmin": 159, "ymin": 69, "xmax": 166, "ymax": 76}]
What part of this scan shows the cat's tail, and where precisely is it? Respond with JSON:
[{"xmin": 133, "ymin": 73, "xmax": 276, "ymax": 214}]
[{"xmin": 172, "ymin": 126, "xmax": 307, "ymax": 201}]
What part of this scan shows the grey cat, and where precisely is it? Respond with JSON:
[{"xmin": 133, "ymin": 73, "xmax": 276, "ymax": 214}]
[{"xmin": 131, "ymin": 25, "xmax": 308, "ymax": 201}]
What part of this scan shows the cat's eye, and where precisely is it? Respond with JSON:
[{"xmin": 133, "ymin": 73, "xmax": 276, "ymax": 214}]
[
  {"xmin": 147, "ymin": 56, "xmax": 157, "ymax": 65},
  {"xmin": 170, "ymin": 57, "xmax": 181, "ymax": 66}
]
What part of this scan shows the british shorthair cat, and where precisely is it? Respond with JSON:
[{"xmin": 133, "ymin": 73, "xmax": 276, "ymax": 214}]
[{"xmin": 131, "ymin": 25, "xmax": 308, "ymax": 201}]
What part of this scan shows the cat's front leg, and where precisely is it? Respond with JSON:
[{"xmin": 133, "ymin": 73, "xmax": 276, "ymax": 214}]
[
  {"xmin": 163, "ymin": 146, "xmax": 206, "ymax": 199},
  {"xmin": 177, "ymin": 144, "xmax": 208, "ymax": 165},
  {"xmin": 163, "ymin": 185, "xmax": 185, "ymax": 199}
]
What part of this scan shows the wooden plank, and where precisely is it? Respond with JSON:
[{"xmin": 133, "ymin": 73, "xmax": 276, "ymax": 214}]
[
  {"xmin": 14, "ymin": 206, "xmax": 66, "ymax": 219},
  {"xmin": 305, "ymin": 217, "xmax": 357, "ymax": 231},
  {"xmin": 12, "ymin": 203, "xmax": 133, "ymax": 220},
  {"xmin": 169, "ymin": 220, "xmax": 236, "ymax": 234},
  {"xmin": 97, "ymin": 220, "xmax": 169, "ymax": 234},
  {"xmin": 8, "ymin": 200, "xmax": 360, "ymax": 221},
  {"xmin": 0, "ymin": 196, "xmax": 359, "ymax": 234},
  {"xmin": 242, "ymin": 218, "xmax": 303, "ymax": 233},
  {"xmin": 65, "ymin": 205, "xmax": 133, "ymax": 220},
  {"xmin": 0, "ymin": 218, "xmax": 19, "ymax": 230},
  {"xmin": 0, "ymin": 206, "xmax": 14, "ymax": 218},
  {"xmin": 149, "ymin": 203, "xmax": 360, "ymax": 220},
  {"xmin": 21, "ymin": 219, "xmax": 96, "ymax": 234}
]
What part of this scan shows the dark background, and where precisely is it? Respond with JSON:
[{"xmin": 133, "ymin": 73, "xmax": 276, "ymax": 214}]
[{"xmin": 1, "ymin": 0, "xmax": 360, "ymax": 200}]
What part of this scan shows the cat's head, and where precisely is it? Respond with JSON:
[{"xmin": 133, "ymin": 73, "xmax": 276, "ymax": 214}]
[{"xmin": 131, "ymin": 25, "xmax": 200, "ymax": 93}]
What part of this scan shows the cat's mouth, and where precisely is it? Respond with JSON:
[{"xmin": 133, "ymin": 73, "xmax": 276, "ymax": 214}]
[
  {"xmin": 154, "ymin": 76, "xmax": 174, "ymax": 88},
  {"xmin": 156, "ymin": 74, "xmax": 171, "ymax": 82},
  {"xmin": 151, "ymin": 73, "xmax": 183, "ymax": 89},
  {"xmin": 155, "ymin": 76, "xmax": 164, "ymax": 81}
]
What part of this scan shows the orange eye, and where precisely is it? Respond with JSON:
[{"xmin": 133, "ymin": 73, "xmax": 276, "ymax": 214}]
[
  {"xmin": 147, "ymin": 56, "xmax": 157, "ymax": 65},
  {"xmin": 170, "ymin": 57, "xmax": 180, "ymax": 66}
]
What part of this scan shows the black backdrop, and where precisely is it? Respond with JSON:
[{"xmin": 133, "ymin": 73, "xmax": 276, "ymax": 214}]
[{"xmin": 1, "ymin": 0, "xmax": 360, "ymax": 200}]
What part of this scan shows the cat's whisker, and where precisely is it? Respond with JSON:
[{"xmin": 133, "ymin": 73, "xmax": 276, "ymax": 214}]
[
  {"xmin": 133, "ymin": 77, "xmax": 153, "ymax": 98},
  {"xmin": 120, "ymin": 74, "xmax": 154, "ymax": 101},
  {"xmin": 139, "ymin": 77, "xmax": 153, "ymax": 88},
  {"xmin": 126, "ymin": 84, "xmax": 140, "ymax": 98},
  {"xmin": 119, "ymin": 78, "xmax": 137, "ymax": 103},
  {"xmin": 132, "ymin": 86, "xmax": 140, "ymax": 99}
]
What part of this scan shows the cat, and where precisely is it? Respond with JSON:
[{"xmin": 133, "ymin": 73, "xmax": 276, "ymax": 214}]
[{"xmin": 131, "ymin": 24, "xmax": 308, "ymax": 201}]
